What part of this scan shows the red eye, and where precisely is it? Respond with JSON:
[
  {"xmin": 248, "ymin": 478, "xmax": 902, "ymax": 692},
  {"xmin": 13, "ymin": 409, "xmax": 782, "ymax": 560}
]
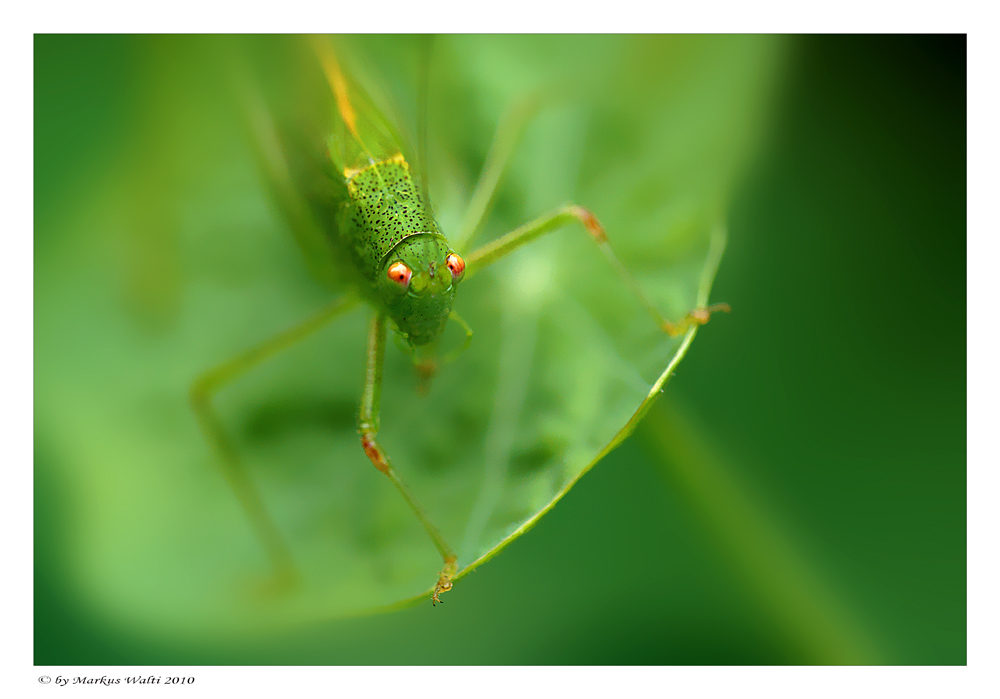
[
  {"xmin": 446, "ymin": 253, "xmax": 465, "ymax": 281},
  {"xmin": 387, "ymin": 261, "xmax": 411, "ymax": 287}
]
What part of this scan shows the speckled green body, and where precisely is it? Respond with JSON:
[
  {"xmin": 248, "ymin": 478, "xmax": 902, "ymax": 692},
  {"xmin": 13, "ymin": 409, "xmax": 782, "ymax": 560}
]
[
  {"xmin": 344, "ymin": 154, "xmax": 439, "ymax": 281},
  {"xmin": 257, "ymin": 38, "xmax": 462, "ymax": 347},
  {"xmin": 340, "ymin": 154, "xmax": 459, "ymax": 346}
]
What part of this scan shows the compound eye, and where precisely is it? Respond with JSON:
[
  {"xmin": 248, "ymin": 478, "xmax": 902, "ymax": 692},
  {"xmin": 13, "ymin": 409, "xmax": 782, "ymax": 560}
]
[
  {"xmin": 446, "ymin": 253, "xmax": 466, "ymax": 282},
  {"xmin": 387, "ymin": 261, "xmax": 412, "ymax": 288}
]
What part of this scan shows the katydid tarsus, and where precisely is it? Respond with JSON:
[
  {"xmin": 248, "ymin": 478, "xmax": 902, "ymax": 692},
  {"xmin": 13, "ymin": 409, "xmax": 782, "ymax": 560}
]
[{"xmin": 190, "ymin": 36, "xmax": 728, "ymax": 606}]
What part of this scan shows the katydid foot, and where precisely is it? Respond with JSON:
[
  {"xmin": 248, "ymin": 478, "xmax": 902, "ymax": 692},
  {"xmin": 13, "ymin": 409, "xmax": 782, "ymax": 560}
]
[
  {"xmin": 662, "ymin": 302, "xmax": 731, "ymax": 337},
  {"xmin": 432, "ymin": 557, "xmax": 458, "ymax": 606}
]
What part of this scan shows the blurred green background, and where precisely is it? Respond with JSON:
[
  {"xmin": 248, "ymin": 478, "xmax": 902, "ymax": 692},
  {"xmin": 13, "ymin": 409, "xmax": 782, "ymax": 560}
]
[{"xmin": 35, "ymin": 35, "xmax": 965, "ymax": 665}]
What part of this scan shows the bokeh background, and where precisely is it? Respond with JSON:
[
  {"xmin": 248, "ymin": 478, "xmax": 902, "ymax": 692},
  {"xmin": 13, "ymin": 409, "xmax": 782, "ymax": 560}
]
[{"xmin": 35, "ymin": 35, "xmax": 965, "ymax": 665}]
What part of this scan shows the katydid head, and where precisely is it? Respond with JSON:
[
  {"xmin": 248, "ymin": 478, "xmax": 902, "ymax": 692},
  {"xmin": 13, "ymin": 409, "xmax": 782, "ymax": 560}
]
[{"xmin": 379, "ymin": 234, "xmax": 465, "ymax": 346}]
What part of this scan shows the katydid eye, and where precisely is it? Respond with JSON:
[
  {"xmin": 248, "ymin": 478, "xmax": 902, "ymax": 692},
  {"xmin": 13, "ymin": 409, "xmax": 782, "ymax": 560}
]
[
  {"xmin": 446, "ymin": 253, "xmax": 465, "ymax": 281},
  {"xmin": 387, "ymin": 261, "xmax": 411, "ymax": 287}
]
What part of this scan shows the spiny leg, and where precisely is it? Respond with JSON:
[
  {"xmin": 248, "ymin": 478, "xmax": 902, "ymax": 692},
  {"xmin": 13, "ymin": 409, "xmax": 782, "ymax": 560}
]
[
  {"xmin": 358, "ymin": 312, "xmax": 458, "ymax": 605},
  {"xmin": 451, "ymin": 100, "xmax": 726, "ymax": 334},
  {"xmin": 190, "ymin": 295, "xmax": 360, "ymax": 591},
  {"xmin": 464, "ymin": 205, "xmax": 729, "ymax": 335}
]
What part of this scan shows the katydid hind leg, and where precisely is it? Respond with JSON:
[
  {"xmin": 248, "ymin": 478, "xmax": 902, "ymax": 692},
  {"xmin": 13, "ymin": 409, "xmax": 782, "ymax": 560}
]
[{"xmin": 190, "ymin": 295, "xmax": 359, "ymax": 591}]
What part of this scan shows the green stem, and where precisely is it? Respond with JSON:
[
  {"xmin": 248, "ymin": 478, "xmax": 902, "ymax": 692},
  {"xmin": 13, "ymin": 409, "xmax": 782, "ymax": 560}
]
[{"xmin": 638, "ymin": 401, "xmax": 885, "ymax": 664}]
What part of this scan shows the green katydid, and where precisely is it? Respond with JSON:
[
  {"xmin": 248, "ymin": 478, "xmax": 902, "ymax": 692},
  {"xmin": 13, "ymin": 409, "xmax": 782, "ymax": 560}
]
[{"xmin": 190, "ymin": 35, "xmax": 727, "ymax": 606}]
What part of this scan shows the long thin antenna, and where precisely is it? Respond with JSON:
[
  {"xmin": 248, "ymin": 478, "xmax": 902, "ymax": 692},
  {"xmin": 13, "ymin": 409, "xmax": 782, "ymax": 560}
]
[{"xmin": 416, "ymin": 35, "xmax": 435, "ymax": 205}]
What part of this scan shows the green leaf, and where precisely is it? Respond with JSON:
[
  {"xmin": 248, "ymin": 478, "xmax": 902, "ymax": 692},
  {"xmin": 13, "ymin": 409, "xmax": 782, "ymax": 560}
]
[{"xmin": 35, "ymin": 35, "xmax": 783, "ymax": 642}]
